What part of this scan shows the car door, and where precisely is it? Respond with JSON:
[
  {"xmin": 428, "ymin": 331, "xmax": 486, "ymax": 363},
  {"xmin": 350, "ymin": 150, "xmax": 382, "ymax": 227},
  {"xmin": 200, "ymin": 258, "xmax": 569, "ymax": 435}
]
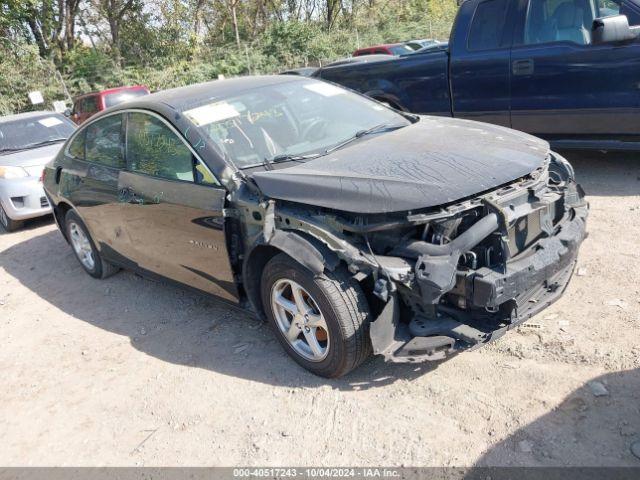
[
  {"xmin": 449, "ymin": 0, "xmax": 517, "ymax": 126},
  {"xmin": 117, "ymin": 110, "xmax": 239, "ymax": 302},
  {"xmin": 510, "ymin": 0, "xmax": 640, "ymax": 142},
  {"xmin": 59, "ymin": 113, "xmax": 129, "ymax": 260}
]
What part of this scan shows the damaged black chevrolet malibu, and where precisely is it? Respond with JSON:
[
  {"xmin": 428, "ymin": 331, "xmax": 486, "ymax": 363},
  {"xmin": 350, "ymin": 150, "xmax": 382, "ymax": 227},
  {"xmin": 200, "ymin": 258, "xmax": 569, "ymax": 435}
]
[{"xmin": 43, "ymin": 76, "xmax": 588, "ymax": 377}]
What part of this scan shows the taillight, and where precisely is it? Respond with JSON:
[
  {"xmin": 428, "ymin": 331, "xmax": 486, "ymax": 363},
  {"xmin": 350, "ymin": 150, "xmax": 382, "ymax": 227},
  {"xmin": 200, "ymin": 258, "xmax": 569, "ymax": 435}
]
[{"xmin": 40, "ymin": 169, "xmax": 46, "ymax": 183}]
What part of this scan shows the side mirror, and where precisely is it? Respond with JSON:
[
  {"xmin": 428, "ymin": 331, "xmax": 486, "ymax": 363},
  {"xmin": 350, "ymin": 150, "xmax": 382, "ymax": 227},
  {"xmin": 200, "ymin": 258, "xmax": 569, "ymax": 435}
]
[
  {"xmin": 592, "ymin": 15, "xmax": 636, "ymax": 44},
  {"xmin": 63, "ymin": 108, "xmax": 72, "ymax": 117}
]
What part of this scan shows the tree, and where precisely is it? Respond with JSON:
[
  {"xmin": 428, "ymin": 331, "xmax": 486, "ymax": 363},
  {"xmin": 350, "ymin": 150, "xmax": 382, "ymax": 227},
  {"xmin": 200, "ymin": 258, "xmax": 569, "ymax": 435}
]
[
  {"xmin": 90, "ymin": 0, "xmax": 141, "ymax": 63},
  {"xmin": 1, "ymin": 0, "xmax": 82, "ymax": 61}
]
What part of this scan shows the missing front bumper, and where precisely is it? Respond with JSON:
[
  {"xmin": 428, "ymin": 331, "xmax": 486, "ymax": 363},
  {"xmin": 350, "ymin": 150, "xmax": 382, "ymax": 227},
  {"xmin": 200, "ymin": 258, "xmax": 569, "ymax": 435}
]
[{"xmin": 369, "ymin": 206, "xmax": 587, "ymax": 364}]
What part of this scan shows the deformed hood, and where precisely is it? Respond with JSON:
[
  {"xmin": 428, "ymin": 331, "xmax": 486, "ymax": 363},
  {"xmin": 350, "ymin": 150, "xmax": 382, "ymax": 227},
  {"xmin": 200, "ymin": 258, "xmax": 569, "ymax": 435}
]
[{"xmin": 251, "ymin": 116, "xmax": 549, "ymax": 214}]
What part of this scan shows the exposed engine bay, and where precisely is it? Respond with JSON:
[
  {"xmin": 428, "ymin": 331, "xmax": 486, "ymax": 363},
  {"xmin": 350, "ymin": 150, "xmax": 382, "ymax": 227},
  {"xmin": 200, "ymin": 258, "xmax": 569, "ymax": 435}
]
[{"xmin": 243, "ymin": 151, "xmax": 588, "ymax": 363}]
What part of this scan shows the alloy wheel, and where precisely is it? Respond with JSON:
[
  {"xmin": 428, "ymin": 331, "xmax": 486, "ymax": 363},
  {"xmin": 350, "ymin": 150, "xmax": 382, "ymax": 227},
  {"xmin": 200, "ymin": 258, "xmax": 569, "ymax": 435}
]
[
  {"xmin": 270, "ymin": 278, "xmax": 330, "ymax": 362},
  {"xmin": 69, "ymin": 222, "xmax": 95, "ymax": 270}
]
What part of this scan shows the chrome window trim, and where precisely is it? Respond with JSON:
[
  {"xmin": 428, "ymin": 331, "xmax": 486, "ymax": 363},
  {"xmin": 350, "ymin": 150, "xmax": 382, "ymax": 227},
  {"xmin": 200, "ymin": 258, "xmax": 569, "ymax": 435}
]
[{"xmin": 64, "ymin": 108, "xmax": 221, "ymax": 187}]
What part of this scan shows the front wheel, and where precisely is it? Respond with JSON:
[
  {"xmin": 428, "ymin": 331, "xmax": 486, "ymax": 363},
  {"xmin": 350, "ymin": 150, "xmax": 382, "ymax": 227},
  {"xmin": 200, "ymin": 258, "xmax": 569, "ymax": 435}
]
[
  {"xmin": 65, "ymin": 210, "xmax": 119, "ymax": 279},
  {"xmin": 0, "ymin": 204, "xmax": 23, "ymax": 232},
  {"xmin": 261, "ymin": 253, "xmax": 372, "ymax": 378}
]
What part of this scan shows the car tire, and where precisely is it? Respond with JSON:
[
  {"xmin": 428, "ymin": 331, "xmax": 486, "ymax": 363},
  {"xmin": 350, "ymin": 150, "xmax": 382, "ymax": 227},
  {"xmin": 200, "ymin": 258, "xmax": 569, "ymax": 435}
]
[
  {"xmin": 0, "ymin": 204, "xmax": 23, "ymax": 232},
  {"xmin": 65, "ymin": 210, "xmax": 119, "ymax": 279},
  {"xmin": 261, "ymin": 253, "xmax": 372, "ymax": 378}
]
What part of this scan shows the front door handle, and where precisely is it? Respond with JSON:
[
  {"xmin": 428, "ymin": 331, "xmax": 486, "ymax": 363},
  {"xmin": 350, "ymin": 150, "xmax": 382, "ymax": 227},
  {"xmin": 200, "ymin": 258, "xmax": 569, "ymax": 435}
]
[{"xmin": 512, "ymin": 59, "xmax": 534, "ymax": 76}]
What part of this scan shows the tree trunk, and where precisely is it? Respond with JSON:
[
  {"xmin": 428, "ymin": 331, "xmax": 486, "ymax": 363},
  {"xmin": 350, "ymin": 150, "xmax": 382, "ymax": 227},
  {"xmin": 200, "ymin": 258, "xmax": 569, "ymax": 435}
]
[
  {"xmin": 27, "ymin": 17, "xmax": 49, "ymax": 58},
  {"xmin": 109, "ymin": 16, "xmax": 121, "ymax": 65},
  {"xmin": 231, "ymin": 3, "xmax": 240, "ymax": 47}
]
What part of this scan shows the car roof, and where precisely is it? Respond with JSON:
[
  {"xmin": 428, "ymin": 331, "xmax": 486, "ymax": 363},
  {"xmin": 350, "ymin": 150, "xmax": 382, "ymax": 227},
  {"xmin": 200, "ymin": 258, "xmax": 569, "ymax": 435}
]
[
  {"xmin": 107, "ymin": 75, "xmax": 304, "ymax": 113},
  {"xmin": 0, "ymin": 111, "xmax": 61, "ymax": 124},
  {"xmin": 74, "ymin": 85, "xmax": 148, "ymax": 100},
  {"xmin": 356, "ymin": 43, "xmax": 402, "ymax": 50},
  {"xmin": 99, "ymin": 85, "xmax": 148, "ymax": 95},
  {"xmin": 326, "ymin": 54, "xmax": 394, "ymax": 67}
]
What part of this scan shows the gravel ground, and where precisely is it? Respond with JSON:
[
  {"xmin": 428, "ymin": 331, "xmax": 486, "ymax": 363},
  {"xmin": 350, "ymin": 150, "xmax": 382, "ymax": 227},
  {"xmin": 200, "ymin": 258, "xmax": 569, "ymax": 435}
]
[{"xmin": 0, "ymin": 150, "xmax": 639, "ymax": 467}]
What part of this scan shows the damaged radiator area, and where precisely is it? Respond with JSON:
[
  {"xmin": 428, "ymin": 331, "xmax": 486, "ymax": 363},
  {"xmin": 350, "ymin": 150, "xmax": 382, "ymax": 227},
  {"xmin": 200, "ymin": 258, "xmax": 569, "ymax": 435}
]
[{"xmin": 259, "ymin": 153, "xmax": 588, "ymax": 364}]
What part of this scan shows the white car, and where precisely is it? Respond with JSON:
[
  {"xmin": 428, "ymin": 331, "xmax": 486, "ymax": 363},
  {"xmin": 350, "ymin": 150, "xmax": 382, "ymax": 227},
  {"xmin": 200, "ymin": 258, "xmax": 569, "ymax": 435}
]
[{"xmin": 0, "ymin": 111, "xmax": 76, "ymax": 231}]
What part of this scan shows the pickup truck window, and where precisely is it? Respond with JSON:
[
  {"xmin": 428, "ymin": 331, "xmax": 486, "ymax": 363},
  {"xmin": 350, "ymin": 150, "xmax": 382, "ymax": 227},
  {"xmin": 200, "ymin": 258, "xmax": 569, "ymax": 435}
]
[
  {"xmin": 597, "ymin": 0, "xmax": 622, "ymax": 16},
  {"xmin": 524, "ymin": 0, "xmax": 597, "ymax": 45},
  {"xmin": 468, "ymin": 0, "xmax": 510, "ymax": 51}
]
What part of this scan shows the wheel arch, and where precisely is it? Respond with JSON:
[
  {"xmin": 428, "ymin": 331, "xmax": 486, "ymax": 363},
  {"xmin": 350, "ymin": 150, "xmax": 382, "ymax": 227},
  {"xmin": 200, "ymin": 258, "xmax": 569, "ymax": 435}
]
[
  {"xmin": 242, "ymin": 231, "xmax": 341, "ymax": 319},
  {"xmin": 363, "ymin": 89, "xmax": 408, "ymax": 111},
  {"xmin": 52, "ymin": 200, "xmax": 74, "ymax": 242}
]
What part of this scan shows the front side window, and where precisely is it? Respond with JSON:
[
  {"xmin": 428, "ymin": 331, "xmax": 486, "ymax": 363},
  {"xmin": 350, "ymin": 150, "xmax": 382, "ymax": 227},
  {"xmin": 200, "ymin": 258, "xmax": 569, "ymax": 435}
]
[
  {"xmin": 524, "ymin": 0, "xmax": 597, "ymax": 45},
  {"xmin": 468, "ymin": 0, "xmax": 510, "ymax": 50},
  {"xmin": 85, "ymin": 114, "xmax": 124, "ymax": 168},
  {"xmin": 183, "ymin": 79, "xmax": 410, "ymax": 169},
  {"xmin": 126, "ymin": 113, "xmax": 194, "ymax": 182}
]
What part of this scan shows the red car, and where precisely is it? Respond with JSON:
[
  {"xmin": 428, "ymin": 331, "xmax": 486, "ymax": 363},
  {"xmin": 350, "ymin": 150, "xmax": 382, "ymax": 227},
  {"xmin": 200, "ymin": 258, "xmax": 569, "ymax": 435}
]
[
  {"xmin": 352, "ymin": 43, "xmax": 415, "ymax": 57},
  {"xmin": 71, "ymin": 86, "xmax": 150, "ymax": 124}
]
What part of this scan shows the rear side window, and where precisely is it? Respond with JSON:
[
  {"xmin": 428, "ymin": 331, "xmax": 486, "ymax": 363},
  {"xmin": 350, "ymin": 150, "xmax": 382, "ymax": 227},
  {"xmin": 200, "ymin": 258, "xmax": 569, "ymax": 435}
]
[
  {"xmin": 468, "ymin": 0, "xmax": 510, "ymax": 50},
  {"xmin": 85, "ymin": 115, "xmax": 124, "ymax": 168},
  {"xmin": 68, "ymin": 131, "xmax": 85, "ymax": 159},
  {"xmin": 126, "ymin": 112, "xmax": 194, "ymax": 182},
  {"xmin": 597, "ymin": 0, "xmax": 622, "ymax": 17}
]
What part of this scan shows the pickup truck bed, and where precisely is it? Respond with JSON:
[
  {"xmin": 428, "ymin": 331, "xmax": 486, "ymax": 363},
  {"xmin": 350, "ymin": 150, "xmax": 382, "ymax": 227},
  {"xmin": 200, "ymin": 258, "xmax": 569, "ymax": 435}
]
[{"xmin": 318, "ymin": 47, "xmax": 451, "ymax": 116}]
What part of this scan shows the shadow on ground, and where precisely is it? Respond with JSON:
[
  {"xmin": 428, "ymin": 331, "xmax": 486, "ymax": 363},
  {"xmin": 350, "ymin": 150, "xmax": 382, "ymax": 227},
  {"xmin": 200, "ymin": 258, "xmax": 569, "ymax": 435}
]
[
  {"xmin": 0, "ymin": 214, "xmax": 54, "ymax": 235},
  {"xmin": 475, "ymin": 368, "xmax": 640, "ymax": 467},
  {"xmin": 0, "ymin": 228, "xmax": 439, "ymax": 390},
  {"xmin": 559, "ymin": 150, "xmax": 640, "ymax": 197}
]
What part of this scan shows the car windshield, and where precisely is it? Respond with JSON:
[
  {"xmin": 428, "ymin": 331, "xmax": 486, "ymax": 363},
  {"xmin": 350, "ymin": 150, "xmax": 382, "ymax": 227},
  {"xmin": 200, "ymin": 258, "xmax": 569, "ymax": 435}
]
[
  {"xmin": 184, "ymin": 80, "xmax": 411, "ymax": 169},
  {"xmin": 0, "ymin": 114, "xmax": 75, "ymax": 153},
  {"xmin": 104, "ymin": 89, "xmax": 149, "ymax": 108}
]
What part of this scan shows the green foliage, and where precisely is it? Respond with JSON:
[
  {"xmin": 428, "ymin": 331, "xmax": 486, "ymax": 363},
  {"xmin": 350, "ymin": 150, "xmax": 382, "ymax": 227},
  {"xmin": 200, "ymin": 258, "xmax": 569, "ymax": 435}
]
[
  {"xmin": 0, "ymin": 0, "xmax": 459, "ymax": 115},
  {"xmin": 0, "ymin": 41, "xmax": 69, "ymax": 115}
]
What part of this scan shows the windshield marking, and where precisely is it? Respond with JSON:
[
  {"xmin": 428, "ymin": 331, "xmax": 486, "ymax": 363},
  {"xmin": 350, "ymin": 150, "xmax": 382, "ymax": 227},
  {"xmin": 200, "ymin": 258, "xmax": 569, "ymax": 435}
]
[
  {"xmin": 38, "ymin": 117, "xmax": 64, "ymax": 128},
  {"xmin": 303, "ymin": 83, "xmax": 345, "ymax": 97},
  {"xmin": 184, "ymin": 102, "xmax": 240, "ymax": 127}
]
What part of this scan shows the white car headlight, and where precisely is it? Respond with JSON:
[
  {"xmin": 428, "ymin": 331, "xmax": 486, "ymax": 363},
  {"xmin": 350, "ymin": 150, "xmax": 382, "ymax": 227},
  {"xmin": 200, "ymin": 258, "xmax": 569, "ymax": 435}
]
[{"xmin": 0, "ymin": 166, "xmax": 29, "ymax": 179}]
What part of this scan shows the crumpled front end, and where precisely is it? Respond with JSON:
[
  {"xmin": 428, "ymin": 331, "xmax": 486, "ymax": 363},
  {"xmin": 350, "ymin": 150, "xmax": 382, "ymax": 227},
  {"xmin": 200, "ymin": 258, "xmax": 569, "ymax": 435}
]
[
  {"xmin": 366, "ymin": 152, "xmax": 588, "ymax": 362},
  {"xmin": 256, "ymin": 151, "xmax": 588, "ymax": 364}
]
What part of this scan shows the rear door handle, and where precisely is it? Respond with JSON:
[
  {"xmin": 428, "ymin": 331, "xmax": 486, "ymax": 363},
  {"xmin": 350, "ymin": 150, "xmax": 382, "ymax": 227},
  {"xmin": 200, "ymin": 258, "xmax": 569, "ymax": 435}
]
[{"xmin": 512, "ymin": 59, "xmax": 534, "ymax": 76}]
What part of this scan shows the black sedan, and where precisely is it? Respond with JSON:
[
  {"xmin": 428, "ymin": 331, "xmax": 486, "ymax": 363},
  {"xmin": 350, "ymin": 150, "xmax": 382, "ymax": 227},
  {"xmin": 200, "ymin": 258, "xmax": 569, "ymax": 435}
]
[{"xmin": 43, "ymin": 75, "xmax": 588, "ymax": 377}]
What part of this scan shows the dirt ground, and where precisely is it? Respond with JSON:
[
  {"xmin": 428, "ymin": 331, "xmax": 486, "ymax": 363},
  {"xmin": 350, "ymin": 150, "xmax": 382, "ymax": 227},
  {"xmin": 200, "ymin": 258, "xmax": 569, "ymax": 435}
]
[{"xmin": 1, "ymin": 150, "xmax": 639, "ymax": 467}]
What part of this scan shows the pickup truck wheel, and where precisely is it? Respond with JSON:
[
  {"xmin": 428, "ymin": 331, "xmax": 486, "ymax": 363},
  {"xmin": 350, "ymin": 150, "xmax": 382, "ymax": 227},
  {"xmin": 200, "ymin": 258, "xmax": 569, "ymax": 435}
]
[
  {"xmin": 0, "ymin": 204, "xmax": 22, "ymax": 232},
  {"xmin": 65, "ymin": 210, "xmax": 119, "ymax": 279},
  {"xmin": 261, "ymin": 253, "xmax": 372, "ymax": 378}
]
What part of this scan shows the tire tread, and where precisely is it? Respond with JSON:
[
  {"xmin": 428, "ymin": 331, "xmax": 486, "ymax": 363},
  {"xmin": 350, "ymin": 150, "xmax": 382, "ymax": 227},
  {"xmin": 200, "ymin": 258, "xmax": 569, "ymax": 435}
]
[{"xmin": 262, "ymin": 253, "xmax": 372, "ymax": 377}]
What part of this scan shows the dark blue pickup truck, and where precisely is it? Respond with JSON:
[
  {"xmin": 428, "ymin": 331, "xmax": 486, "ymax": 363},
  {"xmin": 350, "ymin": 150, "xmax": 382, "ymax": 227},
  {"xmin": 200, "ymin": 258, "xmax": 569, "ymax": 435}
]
[{"xmin": 315, "ymin": 0, "xmax": 640, "ymax": 151}]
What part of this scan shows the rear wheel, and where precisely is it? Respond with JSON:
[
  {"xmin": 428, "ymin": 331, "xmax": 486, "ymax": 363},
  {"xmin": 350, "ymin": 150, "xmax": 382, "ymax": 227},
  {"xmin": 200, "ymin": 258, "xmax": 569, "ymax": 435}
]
[
  {"xmin": 0, "ymin": 204, "xmax": 22, "ymax": 232},
  {"xmin": 65, "ymin": 210, "xmax": 119, "ymax": 279},
  {"xmin": 261, "ymin": 253, "xmax": 372, "ymax": 378}
]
